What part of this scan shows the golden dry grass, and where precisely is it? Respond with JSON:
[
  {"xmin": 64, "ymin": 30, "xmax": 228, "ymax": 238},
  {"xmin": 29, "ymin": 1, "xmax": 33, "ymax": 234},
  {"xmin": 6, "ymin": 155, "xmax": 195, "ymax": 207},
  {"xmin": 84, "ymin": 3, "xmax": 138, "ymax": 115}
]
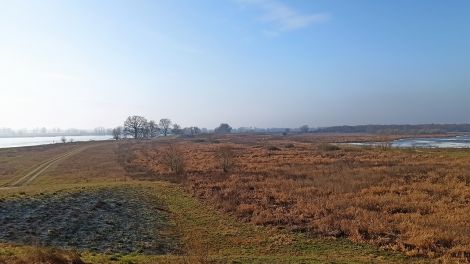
[
  {"xmin": 0, "ymin": 135, "xmax": 466, "ymax": 262},
  {"xmin": 0, "ymin": 244, "xmax": 84, "ymax": 264},
  {"xmin": 1, "ymin": 181, "xmax": 420, "ymax": 264},
  {"xmin": 126, "ymin": 134, "xmax": 470, "ymax": 262},
  {"xmin": 36, "ymin": 142, "xmax": 128, "ymax": 185}
]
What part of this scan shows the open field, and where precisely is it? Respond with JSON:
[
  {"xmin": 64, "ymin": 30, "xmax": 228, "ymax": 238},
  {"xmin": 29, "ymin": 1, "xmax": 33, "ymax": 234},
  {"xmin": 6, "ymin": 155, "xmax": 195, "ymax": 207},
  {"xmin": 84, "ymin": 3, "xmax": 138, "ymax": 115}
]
[
  {"xmin": 35, "ymin": 143, "xmax": 128, "ymax": 185},
  {"xmin": 0, "ymin": 134, "xmax": 468, "ymax": 263},
  {"xmin": 127, "ymin": 134, "xmax": 470, "ymax": 262},
  {"xmin": 0, "ymin": 144, "xmax": 79, "ymax": 186},
  {"xmin": 0, "ymin": 182, "xmax": 425, "ymax": 264}
]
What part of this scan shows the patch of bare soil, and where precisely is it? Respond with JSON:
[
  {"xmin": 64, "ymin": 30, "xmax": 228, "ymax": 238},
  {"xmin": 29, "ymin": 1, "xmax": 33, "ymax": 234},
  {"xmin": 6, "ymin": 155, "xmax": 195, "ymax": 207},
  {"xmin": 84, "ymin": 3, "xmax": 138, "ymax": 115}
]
[{"xmin": 0, "ymin": 186, "xmax": 179, "ymax": 254}]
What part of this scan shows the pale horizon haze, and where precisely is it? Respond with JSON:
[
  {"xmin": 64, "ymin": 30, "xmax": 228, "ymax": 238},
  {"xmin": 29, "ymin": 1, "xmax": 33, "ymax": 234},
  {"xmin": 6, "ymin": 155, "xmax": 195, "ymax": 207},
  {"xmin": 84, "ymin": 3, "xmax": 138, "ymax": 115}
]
[{"xmin": 1, "ymin": 0, "xmax": 469, "ymax": 130}]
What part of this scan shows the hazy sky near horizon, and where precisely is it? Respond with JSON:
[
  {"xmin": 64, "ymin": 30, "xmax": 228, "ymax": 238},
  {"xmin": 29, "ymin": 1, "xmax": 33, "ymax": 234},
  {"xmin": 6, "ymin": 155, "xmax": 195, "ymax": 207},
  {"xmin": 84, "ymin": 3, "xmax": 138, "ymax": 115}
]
[{"xmin": 1, "ymin": 0, "xmax": 470, "ymax": 129}]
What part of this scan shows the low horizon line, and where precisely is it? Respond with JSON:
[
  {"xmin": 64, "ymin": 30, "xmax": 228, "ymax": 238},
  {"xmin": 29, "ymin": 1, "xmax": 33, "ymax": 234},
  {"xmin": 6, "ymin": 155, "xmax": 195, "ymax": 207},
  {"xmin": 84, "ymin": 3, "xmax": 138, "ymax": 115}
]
[{"xmin": 2, "ymin": 122, "xmax": 470, "ymax": 132}]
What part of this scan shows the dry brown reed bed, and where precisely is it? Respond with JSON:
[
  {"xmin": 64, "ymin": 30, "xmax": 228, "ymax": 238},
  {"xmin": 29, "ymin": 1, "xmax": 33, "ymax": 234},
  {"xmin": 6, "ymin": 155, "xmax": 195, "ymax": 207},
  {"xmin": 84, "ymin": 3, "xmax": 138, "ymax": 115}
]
[{"xmin": 124, "ymin": 134, "xmax": 470, "ymax": 262}]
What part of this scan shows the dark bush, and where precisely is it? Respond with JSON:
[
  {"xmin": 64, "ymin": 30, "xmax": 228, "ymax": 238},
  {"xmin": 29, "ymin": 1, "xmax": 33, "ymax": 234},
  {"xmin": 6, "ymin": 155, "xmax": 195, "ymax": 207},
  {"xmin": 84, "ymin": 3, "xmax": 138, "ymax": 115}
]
[
  {"xmin": 267, "ymin": 146, "xmax": 281, "ymax": 151},
  {"xmin": 318, "ymin": 143, "xmax": 340, "ymax": 151}
]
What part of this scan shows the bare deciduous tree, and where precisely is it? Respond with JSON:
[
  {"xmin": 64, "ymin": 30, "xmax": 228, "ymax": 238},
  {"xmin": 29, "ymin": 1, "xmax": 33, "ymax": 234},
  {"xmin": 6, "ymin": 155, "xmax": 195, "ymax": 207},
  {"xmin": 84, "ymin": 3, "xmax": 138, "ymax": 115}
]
[
  {"xmin": 190, "ymin": 126, "xmax": 201, "ymax": 136},
  {"xmin": 283, "ymin": 128, "xmax": 290, "ymax": 136},
  {"xmin": 142, "ymin": 125, "xmax": 150, "ymax": 139},
  {"xmin": 124, "ymin": 115, "xmax": 147, "ymax": 139},
  {"xmin": 172, "ymin": 123, "xmax": 183, "ymax": 135},
  {"xmin": 112, "ymin": 126, "xmax": 122, "ymax": 140},
  {"xmin": 214, "ymin": 123, "xmax": 232, "ymax": 134},
  {"xmin": 183, "ymin": 126, "xmax": 201, "ymax": 136},
  {"xmin": 299, "ymin": 125, "xmax": 309, "ymax": 133},
  {"xmin": 148, "ymin": 120, "xmax": 160, "ymax": 138},
  {"xmin": 159, "ymin": 118, "xmax": 172, "ymax": 136}
]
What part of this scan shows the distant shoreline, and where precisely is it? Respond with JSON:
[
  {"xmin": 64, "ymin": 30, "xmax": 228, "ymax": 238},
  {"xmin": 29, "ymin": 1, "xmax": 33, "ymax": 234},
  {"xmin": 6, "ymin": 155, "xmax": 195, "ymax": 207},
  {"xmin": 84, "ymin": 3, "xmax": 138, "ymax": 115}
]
[
  {"xmin": 0, "ymin": 135, "xmax": 113, "ymax": 149},
  {"xmin": 0, "ymin": 134, "xmax": 111, "ymax": 138}
]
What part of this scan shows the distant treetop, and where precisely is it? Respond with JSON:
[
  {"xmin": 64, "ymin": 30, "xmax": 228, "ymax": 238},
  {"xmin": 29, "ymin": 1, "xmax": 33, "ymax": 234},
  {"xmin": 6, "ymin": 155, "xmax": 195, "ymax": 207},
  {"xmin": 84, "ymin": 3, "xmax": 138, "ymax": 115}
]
[{"xmin": 214, "ymin": 123, "xmax": 232, "ymax": 134}]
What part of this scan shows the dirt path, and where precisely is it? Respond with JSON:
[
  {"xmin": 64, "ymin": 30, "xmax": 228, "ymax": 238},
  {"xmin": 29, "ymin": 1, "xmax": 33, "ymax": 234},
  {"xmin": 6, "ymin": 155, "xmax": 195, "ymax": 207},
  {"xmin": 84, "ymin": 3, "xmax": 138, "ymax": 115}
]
[{"xmin": 0, "ymin": 146, "xmax": 90, "ymax": 189}]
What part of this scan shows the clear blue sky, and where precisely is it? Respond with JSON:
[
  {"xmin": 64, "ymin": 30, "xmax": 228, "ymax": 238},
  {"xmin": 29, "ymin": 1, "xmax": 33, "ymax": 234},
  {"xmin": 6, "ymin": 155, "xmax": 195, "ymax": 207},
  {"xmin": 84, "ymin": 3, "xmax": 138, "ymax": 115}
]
[{"xmin": 1, "ymin": 0, "xmax": 469, "ymax": 129}]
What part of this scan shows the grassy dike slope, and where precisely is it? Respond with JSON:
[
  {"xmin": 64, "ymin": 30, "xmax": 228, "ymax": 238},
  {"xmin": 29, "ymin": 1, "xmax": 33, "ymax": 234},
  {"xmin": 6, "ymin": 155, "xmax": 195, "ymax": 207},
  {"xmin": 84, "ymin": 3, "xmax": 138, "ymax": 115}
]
[{"xmin": 0, "ymin": 180, "xmax": 429, "ymax": 263}]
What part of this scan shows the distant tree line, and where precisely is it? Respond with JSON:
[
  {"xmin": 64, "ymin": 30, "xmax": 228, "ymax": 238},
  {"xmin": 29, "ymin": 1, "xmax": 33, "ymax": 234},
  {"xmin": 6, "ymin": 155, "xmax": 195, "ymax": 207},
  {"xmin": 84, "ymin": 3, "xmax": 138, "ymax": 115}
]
[
  {"xmin": 113, "ymin": 115, "xmax": 235, "ymax": 140},
  {"xmin": 315, "ymin": 124, "xmax": 470, "ymax": 135},
  {"xmin": 115, "ymin": 118, "xmax": 470, "ymax": 139}
]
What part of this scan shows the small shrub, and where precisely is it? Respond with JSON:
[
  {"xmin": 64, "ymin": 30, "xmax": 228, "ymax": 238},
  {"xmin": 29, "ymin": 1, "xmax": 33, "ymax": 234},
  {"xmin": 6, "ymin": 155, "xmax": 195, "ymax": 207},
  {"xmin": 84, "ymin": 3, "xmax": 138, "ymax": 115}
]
[
  {"xmin": 284, "ymin": 143, "xmax": 295, "ymax": 148},
  {"xmin": 318, "ymin": 143, "xmax": 340, "ymax": 151},
  {"xmin": 267, "ymin": 146, "xmax": 281, "ymax": 151},
  {"xmin": 161, "ymin": 144, "xmax": 185, "ymax": 175},
  {"xmin": 376, "ymin": 142, "xmax": 392, "ymax": 150},
  {"xmin": 215, "ymin": 145, "xmax": 234, "ymax": 173},
  {"xmin": 238, "ymin": 203, "xmax": 257, "ymax": 218}
]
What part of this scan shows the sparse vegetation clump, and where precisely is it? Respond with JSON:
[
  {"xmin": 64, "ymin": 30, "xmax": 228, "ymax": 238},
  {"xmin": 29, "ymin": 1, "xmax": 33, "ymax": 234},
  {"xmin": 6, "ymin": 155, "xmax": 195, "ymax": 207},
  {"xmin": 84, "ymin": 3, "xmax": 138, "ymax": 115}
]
[
  {"xmin": 267, "ymin": 145, "xmax": 281, "ymax": 151},
  {"xmin": 161, "ymin": 144, "xmax": 185, "ymax": 175},
  {"xmin": 284, "ymin": 143, "xmax": 295, "ymax": 148},
  {"xmin": 376, "ymin": 142, "xmax": 392, "ymax": 150},
  {"xmin": 317, "ymin": 142, "xmax": 340, "ymax": 151},
  {"xmin": 215, "ymin": 145, "xmax": 235, "ymax": 173}
]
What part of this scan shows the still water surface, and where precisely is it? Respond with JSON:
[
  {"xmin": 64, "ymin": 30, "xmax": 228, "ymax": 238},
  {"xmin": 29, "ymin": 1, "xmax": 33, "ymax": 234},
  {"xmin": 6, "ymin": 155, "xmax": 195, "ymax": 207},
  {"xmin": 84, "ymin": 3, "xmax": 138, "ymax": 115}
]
[
  {"xmin": 0, "ymin": 135, "xmax": 112, "ymax": 149},
  {"xmin": 351, "ymin": 135, "xmax": 470, "ymax": 148},
  {"xmin": 392, "ymin": 135, "xmax": 470, "ymax": 148}
]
